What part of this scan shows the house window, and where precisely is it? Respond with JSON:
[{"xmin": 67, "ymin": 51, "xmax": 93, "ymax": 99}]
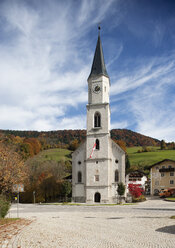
[
  {"xmin": 96, "ymin": 139, "xmax": 100, "ymax": 150},
  {"xmin": 94, "ymin": 112, "xmax": 101, "ymax": 127},
  {"xmin": 95, "ymin": 175, "xmax": 99, "ymax": 181},
  {"xmin": 170, "ymin": 180, "xmax": 174, "ymax": 184},
  {"xmin": 78, "ymin": 171, "xmax": 82, "ymax": 183},
  {"xmin": 162, "ymin": 166, "xmax": 165, "ymax": 169},
  {"xmin": 170, "ymin": 172, "xmax": 174, "ymax": 176},
  {"xmin": 96, "ymin": 161, "xmax": 98, "ymax": 164},
  {"xmin": 168, "ymin": 165, "xmax": 172, "ymax": 168},
  {"xmin": 156, "ymin": 167, "xmax": 159, "ymax": 170},
  {"xmin": 78, "ymin": 161, "xmax": 81, "ymax": 165},
  {"xmin": 115, "ymin": 170, "xmax": 119, "ymax": 182},
  {"xmin": 115, "ymin": 159, "xmax": 118, "ymax": 163},
  {"xmin": 161, "ymin": 173, "xmax": 164, "ymax": 177}
]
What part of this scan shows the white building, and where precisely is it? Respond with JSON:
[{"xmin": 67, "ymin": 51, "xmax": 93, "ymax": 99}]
[
  {"xmin": 72, "ymin": 30, "xmax": 125, "ymax": 203},
  {"xmin": 126, "ymin": 171, "xmax": 148, "ymax": 194}
]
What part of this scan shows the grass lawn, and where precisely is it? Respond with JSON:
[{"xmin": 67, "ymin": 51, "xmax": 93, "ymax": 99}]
[
  {"xmin": 127, "ymin": 146, "xmax": 175, "ymax": 169},
  {"xmin": 30, "ymin": 148, "xmax": 72, "ymax": 163},
  {"xmin": 166, "ymin": 197, "xmax": 175, "ymax": 201},
  {"xmin": 42, "ymin": 202, "xmax": 136, "ymax": 206},
  {"xmin": 28, "ymin": 146, "xmax": 175, "ymax": 172},
  {"xmin": 0, "ymin": 218, "xmax": 19, "ymax": 225}
]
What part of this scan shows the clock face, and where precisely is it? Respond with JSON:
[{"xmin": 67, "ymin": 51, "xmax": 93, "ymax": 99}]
[{"xmin": 93, "ymin": 85, "xmax": 101, "ymax": 93}]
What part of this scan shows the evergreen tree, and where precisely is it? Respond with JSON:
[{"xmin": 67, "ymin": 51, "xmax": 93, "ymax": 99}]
[
  {"xmin": 160, "ymin": 140, "xmax": 166, "ymax": 150},
  {"xmin": 117, "ymin": 182, "xmax": 125, "ymax": 196},
  {"xmin": 125, "ymin": 155, "xmax": 131, "ymax": 174}
]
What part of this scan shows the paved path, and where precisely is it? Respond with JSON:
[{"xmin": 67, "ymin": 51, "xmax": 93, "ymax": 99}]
[{"xmin": 2, "ymin": 198, "xmax": 175, "ymax": 247}]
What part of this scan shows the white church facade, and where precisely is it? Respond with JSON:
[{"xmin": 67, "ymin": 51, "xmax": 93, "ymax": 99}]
[{"xmin": 72, "ymin": 30, "xmax": 125, "ymax": 203}]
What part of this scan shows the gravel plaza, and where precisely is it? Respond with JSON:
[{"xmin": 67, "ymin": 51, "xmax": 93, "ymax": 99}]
[{"xmin": 2, "ymin": 198, "xmax": 175, "ymax": 248}]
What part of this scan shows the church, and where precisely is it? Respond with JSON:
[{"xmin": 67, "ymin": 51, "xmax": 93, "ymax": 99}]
[{"xmin": 72, "ymin": 30, "xmax": 125, "ymax": 203}]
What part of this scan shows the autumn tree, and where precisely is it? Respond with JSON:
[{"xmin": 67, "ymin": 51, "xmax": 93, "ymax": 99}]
[
  {"xmin": 22, "ymin": 159, "xmax": 69, "ymax": 203},
  {"xmin": 69, "ymin": 139, "xmax": 79, "ymax": 151},
  {"xmin": 0, "ymin": 144, "xmax": 27, "ymax": 194},
  {"xmin": 23, "ymin": 138, "xmax": 41, "ymax": 156}
]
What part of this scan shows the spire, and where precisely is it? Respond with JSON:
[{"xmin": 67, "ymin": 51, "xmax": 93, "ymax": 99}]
[{"xmin": 88, "ymin": 27, "xmax": 109, "ymax": 79}]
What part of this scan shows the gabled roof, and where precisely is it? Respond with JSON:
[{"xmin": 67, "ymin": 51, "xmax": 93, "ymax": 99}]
[
  {"xmin": 127, "ymin": 170, "xmax": 147, "ymax": 177},
  {"xmin": 88, "ymin": 33, "xmax": 109, "ymax": 80},
  {"xmin": 149, "ymin": 159, "xmax": 175, "ymax": 169},
  {"xmin": 111, "ymin": 139, "xmax": 126, "ymax": 154}
]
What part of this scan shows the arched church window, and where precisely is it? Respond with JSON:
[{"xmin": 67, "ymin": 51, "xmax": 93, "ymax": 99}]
[
  {"xmin": 115, "ymin": 170, "xmax": 119, "ymax": 182},
  {"xmin": 78, "ymin": 171, "xmax": 82, "ymax": 183},
  {"xmin": 96, "ymin": 139, "xmax": 100, "ymax": 150},
  {"xmin": 94, "ymin": 112, "xmax": 101, "ymax": 127}
]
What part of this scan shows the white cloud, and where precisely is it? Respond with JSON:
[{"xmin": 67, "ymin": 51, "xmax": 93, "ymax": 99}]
[
  {"xmin": 111, "ymin": 55, "xmax": 175, "ymax": 96},
  {"xmin": 0, "ymin": 0, "xmax": 117, "ymax": 130},
  {"xmin": 109, "ymin": 52, "xmax": 175, "ymax": 141},
  {"xmin": 55, "ymin": 115, "xmax": 86, "ymax": 130},
  {"xmin": 111, "ymin": 121, "xmax": 128, "ymax": 130},
  {"xmin": 128, "ymin": 67, "xmax": 175, "ymax": 142}
]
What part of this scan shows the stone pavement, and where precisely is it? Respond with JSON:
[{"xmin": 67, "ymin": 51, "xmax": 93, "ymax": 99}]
[{"xmin": 1, "ymin": 198, "xmax": 175, "ymax": 247}]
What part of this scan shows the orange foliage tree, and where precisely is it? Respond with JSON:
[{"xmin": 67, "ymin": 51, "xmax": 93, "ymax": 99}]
[
  {"xmin": 0, "ymin": 143, "xmax": 28, "ymax": 194},
  {"xmin": 23, "ymin": 138, "xmax": 41, "ymax": 157}
]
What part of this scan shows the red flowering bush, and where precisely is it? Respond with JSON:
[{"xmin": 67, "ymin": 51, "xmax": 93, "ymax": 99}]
[{"xmin": 128, "ymin": 184, "xmax": 144, "ymax": 198}]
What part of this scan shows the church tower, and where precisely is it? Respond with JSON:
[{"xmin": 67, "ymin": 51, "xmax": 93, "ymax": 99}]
[{"xmin": 72, "ymin": 29, "xmax": 125, "ymax": 203}]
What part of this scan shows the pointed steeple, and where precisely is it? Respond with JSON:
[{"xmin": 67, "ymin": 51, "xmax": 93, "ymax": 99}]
[{"xmin": 88, "ymin": 28, "xmax": 109, "ymax": 79}]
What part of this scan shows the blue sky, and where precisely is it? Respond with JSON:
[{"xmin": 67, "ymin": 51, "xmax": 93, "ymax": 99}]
[{"xmin": 0, "ymin": 0, "xmax": 175, "ymax": 142}]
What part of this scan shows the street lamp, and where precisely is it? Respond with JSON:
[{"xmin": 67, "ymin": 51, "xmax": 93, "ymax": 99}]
[{"xmin": 33, "ymin": 191, "xmax": 36, "ymax": 204}]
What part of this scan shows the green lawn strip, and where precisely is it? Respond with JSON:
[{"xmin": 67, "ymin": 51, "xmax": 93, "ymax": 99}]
[
  {"xmin": 0, "ymin": 218, "xmax": 20, "ymax": 226},
  {"xmin": 41, "ymin": 202, "xmax": 136, "ymax": 206},
  {"xmin": 166, "ymin": 197, "xmax": 175, "ymax": 201},
  {"xmin": 170, "ymin": 216, "xmax": 175, "ymax": 219},
  {"xmin": 41, "ymin": 203, "xmax": 117, "ymax": 206}
]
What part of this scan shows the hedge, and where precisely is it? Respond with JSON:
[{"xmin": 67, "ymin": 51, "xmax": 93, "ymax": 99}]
[{"xmin": 0, "ymin": 194, "xmax": 10, "ymax": 218}]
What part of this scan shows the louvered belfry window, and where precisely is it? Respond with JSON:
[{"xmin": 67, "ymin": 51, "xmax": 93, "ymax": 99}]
[{"xmin": 94, "ymin": 112, "xmax": 101, "ymax": 127}]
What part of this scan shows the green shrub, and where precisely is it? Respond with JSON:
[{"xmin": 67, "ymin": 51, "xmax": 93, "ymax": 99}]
[
  {"xmin": 117, "ymin": 182, "xmax": 126, "ymax": 196},
  {"xmin": 0, "ymin": 194, "xmax": 10, "ymax": 218},
  {"xmin": 132, "ymin": 195, "xmax": 146, "ymax": 202}
]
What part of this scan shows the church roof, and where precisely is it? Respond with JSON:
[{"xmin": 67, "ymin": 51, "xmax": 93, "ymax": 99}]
[{"xmin": 88, "ymin": 32, "xmax": 109, "ymax": 79}]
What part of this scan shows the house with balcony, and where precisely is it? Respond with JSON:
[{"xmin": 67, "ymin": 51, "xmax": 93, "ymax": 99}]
[{"xmin": 150, "ymin": 159, "xmax": 175, "ymax": 195}]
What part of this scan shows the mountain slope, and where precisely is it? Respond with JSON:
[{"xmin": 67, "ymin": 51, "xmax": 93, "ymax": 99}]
[{"xmin": 0, "ymin": 128, "xmax": 160, "ymax": 147}]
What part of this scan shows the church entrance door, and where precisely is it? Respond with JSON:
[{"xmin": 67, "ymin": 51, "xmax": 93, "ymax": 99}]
[{"xmin": 94, "ymin": 192, "xmax": 101, "ymax": 203}]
